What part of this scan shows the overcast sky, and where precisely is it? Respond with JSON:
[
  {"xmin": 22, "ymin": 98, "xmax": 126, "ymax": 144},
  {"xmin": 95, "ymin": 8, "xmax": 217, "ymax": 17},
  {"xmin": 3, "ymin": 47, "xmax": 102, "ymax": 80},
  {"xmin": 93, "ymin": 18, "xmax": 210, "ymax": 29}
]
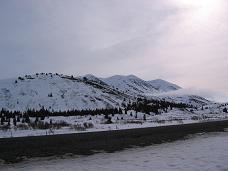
[{"xmin": 0, "ymin": 0, "xmax": 227, "ymax": 91}]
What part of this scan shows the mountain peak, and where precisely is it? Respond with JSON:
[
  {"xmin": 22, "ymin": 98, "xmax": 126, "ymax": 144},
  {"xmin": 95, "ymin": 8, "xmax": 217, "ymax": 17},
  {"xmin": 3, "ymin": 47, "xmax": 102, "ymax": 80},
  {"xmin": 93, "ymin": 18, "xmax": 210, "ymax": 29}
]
[
  {"xmin": 82, "ymin": 74, "xmax": 99, "ymax": 81},
  {"xmin": 104, "ymin": 74, "xmax": 141, "ymax": 80},
  {"xmin": 148, "ymin": 79, "xmax": 181, "ymax": 92},
  {"xmin": 101, "ymin": 74, "xmax": 158, "ymax": 95},
  {"xmin": 125, "ymin": 74, "xmax": 140, "ymax": 79}
]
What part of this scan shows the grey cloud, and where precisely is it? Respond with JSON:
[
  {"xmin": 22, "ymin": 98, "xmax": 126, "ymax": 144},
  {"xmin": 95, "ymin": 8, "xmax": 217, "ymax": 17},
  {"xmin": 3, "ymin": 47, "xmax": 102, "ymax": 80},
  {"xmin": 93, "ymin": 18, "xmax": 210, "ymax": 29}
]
[{"xmin": 0, "ymin": 0, "xmax": 227, "ymax": 92}]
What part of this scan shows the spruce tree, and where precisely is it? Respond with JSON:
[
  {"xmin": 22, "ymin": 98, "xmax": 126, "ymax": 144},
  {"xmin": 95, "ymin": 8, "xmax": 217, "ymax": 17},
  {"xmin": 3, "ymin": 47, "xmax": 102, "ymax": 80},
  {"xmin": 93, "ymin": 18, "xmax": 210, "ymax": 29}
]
[
  {"xmin": 143, "ymin": 114, "xmax": 146, "ymax": 121},
  {"xmin": 0, "ymin": 117, "xmax": 4, "ymax": 125},
  {"xmin": 13, "ymin": 118, "xmax": 17, "ymax": 126}
]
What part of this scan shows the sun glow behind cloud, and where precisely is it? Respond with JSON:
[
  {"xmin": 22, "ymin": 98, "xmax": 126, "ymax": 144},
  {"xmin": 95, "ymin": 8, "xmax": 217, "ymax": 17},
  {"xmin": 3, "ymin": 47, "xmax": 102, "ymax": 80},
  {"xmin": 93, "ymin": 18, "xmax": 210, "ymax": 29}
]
[
  {"xmin": 178, "ymin": 0, "xmax": 222, "ymax": 12},
  {"xmin": 154, "ymin": 0, "xmax": 228, "ymax": 91},
  {"xmin": 168, "ymin": 0, "xmax": 226, "ymax": 48},
  {"xmin": 175, "ymin": 0, "xmax": 224, "ymax": 24}
]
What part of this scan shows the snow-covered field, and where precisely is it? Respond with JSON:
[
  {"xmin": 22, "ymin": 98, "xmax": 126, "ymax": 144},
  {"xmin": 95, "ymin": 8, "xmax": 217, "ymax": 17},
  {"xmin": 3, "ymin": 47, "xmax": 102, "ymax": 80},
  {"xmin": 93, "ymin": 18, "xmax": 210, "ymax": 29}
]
[
  {"xmin": 1, "ymin": 109, "xmax": 228, "ymax": 138},
  {"xmin": 2, "ymin": 131, "xmax": 228, "ymax": 171}
]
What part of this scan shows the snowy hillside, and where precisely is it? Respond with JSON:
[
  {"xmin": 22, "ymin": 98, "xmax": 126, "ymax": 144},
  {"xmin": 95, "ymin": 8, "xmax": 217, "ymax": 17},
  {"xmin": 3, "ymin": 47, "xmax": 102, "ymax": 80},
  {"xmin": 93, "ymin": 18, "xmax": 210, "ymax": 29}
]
[
  {"xmin": 102, "ymin": 75, "xmax": 182, "ymax": 96},
  {"xmin": 0, "ymin": 73, "xmax": 216, "ymax": 112},
  {"xmin": 0, "ymin": 73, "xmax": 129, "ymax": 111},
  {"xmin": 148, "ymin": 79, "xmax": 181, "ymax": 92},
  {"xmin": 101, "ymin": 75, "xmax": 159, "ymax": 96},
  {"xmin": 151, "ymin": 95, "xmax": 212, "ymax": 108}
]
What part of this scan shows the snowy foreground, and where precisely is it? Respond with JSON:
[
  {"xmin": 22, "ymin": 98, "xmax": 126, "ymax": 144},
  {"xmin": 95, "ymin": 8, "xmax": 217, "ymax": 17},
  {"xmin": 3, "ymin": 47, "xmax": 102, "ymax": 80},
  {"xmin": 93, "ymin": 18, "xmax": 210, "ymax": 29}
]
[
  {"xmin": 1, "ymin": 109, "xmax": 228, "ymax": 138},
  {"xmin": 2, "ymin": 131, "xmax": 228, "ymax": 171}
]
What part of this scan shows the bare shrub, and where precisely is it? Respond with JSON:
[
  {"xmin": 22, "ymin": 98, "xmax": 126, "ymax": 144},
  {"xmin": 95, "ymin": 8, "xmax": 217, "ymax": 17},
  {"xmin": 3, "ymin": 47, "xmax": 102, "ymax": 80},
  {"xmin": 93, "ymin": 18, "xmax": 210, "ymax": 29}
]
[
  {"xmin": 83, "ymin": 122, "xmax": 94, "ymax": 129},
  {"xmin": 191, "ymin": 116, "xmax": 200, "ymax": 120},
  {"xmin": 17, "ymin": 124, "xmax": 29, "ymax": 130},
  {"xmin": 70, "ymin": 124, "xmax": 86, "ymax": 131},
  {"xmin": 29, "ymin": 120, "xmax": 70, "ymax": 130},
  {"xmin": 177, "ymin": 120, "xmax": 184, "ymax": 124},
  {"xmin": 0, "ymin": 125, "xmax": 10, "ymax": 131},
  {"xmin": 52, "ymin": 120, "xmax": 69, "ymax": 129},
  {"xmin": 126, "ymin": 120, "xmax": 143, "ymax": 124},
  {"xmin": 157, "ymin": 120, "xmax": 166, "ymax": 124},
  {"xmin": 29, "ymin": 121, "xmax": 50, "ymax": 129}
]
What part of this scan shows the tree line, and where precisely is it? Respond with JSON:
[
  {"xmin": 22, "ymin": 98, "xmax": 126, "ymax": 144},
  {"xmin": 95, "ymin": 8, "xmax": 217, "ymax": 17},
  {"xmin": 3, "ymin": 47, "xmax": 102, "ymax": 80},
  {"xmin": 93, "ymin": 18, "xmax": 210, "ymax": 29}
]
[
  {"xmin": 0, "ymin": 99, "xmax": 194, "ymax": 126},
  {"xmin": 126, "ymin": 98, "xmax": 192, "ymax": 115}
]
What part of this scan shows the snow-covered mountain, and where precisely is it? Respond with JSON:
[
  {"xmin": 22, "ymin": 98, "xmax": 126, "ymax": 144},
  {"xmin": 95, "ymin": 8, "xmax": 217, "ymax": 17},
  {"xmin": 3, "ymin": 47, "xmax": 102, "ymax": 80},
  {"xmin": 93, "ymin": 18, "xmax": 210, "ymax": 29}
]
[
  {"xmin": 101, "ymin": 75, "xmax": 159, "ymax": 96},
  {"xmin": 0, "ymin": 73, "xmax": 129, "ymax": 111},
  {"xmin": 102, "ymin": 75, "xmax": 181, "ymax": 96},
  {"xmin": 154, "ymin": 95, "xmax": 212, "ymax": 108},
  {"xmin": 0, "ymin": 73, "xmax": 213, "ymax": 111},
  {"xmin": 148, "ymin": 79, "xmax": 181, "ymax": 92}
]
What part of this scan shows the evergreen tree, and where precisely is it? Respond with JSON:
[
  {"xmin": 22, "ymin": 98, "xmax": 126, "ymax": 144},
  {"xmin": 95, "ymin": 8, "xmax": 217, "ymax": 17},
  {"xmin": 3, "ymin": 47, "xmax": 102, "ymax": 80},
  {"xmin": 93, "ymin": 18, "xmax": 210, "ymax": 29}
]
[
  {"xmin": 13, "ymin": 118, "xmax": 17, "ymax": 126},
  {"xmin": 0, "ymin": 117, "xmax": 4, "ymax": 125},
  {"xmin": 130, "ymin": 112, "xmax": 133, "ymax": 117},
  {"xmin": 24, "ymin": 115, "xmax": 30, "ymax": 123},
  {"xmin": 35, "ymin": 117, "xmax": 39, "ymax": 123},
  {"xmin": 143, "ymin": 114, "xmax": 146, "ymax": 121},
  {"xmin": 135, "ymin": 114, "xmax": 138, "ymax": 119}
]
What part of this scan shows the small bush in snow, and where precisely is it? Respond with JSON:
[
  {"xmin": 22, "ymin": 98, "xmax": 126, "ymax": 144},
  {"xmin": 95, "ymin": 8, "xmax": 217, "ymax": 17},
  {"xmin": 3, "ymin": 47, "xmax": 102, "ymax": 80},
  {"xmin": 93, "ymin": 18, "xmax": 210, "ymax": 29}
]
[
  {"xmin": 17, "ymin": 124, "xmax": 29, "ymax": 130},
  {"xmin": 29, "ymin": 121, "xmax": 50, "ymax": 129},
  {"xmin": 104, "ymin": 117, "xmax": 113, "ymax": 124},
  {"xmin": 83, "ymin": 122, "xmax": 94, "ymax": 129},
  {"xmin": 177, "ymin": 120, "xmax": 184, "ymax": 124},
  {"xmin": 0, "ymin": 124, "xmax": 11, "ymax": 131},
  {"xmin": 29, "ymin": 120, "xmax": 70, "ymax": 130},
  {"xmin": 70, "ymin": 124, "xmax": 86, "ymax": 131},
  {"xmin": 157, "ymin": 120, "xmax": 166, "ymax": 124},
  {"xmin": 191, "ymin": 116, "xmax": 200, "ymax": 120},
  {"xmin": 54, "ymin": 120, "xmax": 69, "ymax": 127},
  {"xmin": 126, "ymin": 120, "xmax": 142, "ymax": 124}
]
